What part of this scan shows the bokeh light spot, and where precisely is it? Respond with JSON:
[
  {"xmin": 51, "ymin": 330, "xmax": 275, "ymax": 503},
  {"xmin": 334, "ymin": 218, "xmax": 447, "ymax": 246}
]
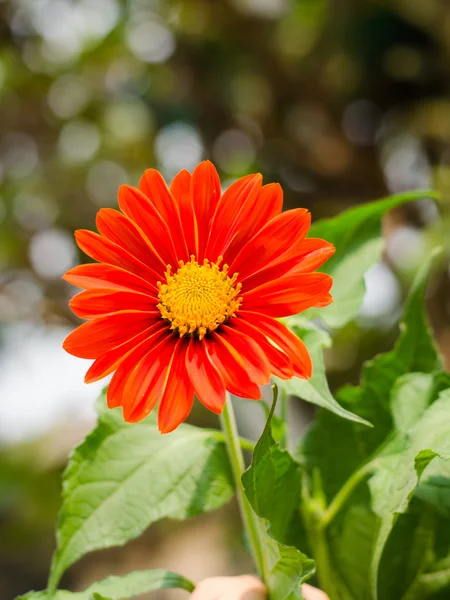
[
  {"xmin": 103, "ymin": 101, "xmax": 153, "ymax": 144},
  {"xmin": 155, "ymin": 122, "xmax": 203, "ymax": 175},
  {"xmin": 48, "ymin": 74, "xmax": 91, "ymax": 119},
  {"xmin": 126, "ymin": 19, "xmax": 176, "ymax": 64},
  {"xmin": 29, "ymin": 228, "xmax": 77, "ymax": 280},
  {"xmin": 87, "ymin": 160, "xmax": 128, "ymax": 207},
  {"xmin": 213, "ymin": 129, "xmax": 256, "ymax": 174},
  {"xmin": 58, "ymin": 120, "xmax": 101, "ymax": 164}
]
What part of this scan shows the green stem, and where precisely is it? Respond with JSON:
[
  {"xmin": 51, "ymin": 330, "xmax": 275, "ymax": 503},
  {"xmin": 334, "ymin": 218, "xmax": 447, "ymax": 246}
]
[
  {"xmin": 320, "ymin": 461, "xmax": 377, "ymax": 529},
  {"xmin": 220, "ymin": 396, "xmax": 266, "ymax": 581}
]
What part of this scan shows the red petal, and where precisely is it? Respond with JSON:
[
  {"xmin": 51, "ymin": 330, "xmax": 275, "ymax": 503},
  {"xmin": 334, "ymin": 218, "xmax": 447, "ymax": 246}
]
[
  {"xmin": 96, "ymin": 208, "xmax": 166, "ymax": 275},
  {"xmin": 242, "ymin": 238, "xmax": 335, "ymax": 291},
  {"xmin": 242, "ymin": 272, "xmax": 333, "ymax": 317},
  {"xmin": 256, "ymin": 182, "xmax": 283, "ymax": 222},
  {"xmin": 170, "ymin": 169, "xmax": 196, "ymax": 255},
  {"xmin": 63, "ymin": 264, "xmax": 157, "ymax": 295},
  {"xmin": 286, "ymin": 239, "xmax": 336, "ymax": 274},
  {"xmin": 85, "ymin": 322, "xmax": 167, "ymax": 383},
  {"xmin": 229, "ymin": 209, "xmax": 310, "ymax": 281},
  {"xmin": 118, "ymin": 185, "xmax": 179, "ymax": 267},
  {"xmin": 205, "ymin": 334, "xmax": 262, "ymax": 399},
  {"xmin": 219, "ymin": 325, "xmax": 271, "ymax": 386},
  {"xmin": 158, "ymin": 338, "xmax": 194, "ymax": 433},
  {"xmin": 190, "ymin": 161, "xmax": 221, "ymax": 261},
  {"xmin": 222, "ymin": 182, "xmax": 283, "ymax": 263},
  {"xmin": 186, "ymin": 338, "xmax": 226, "ymax": 413},
  {"xmin": 75, "ymin": 230, "xmax": 159, "ymax": 287},
  {"xmin": 205, "ymin": 174, "xmax": 262, "ymax": 262},
  {"xmin": 314, "ymin": 293, "xmax": 333, "ymax": 308},
  {"xmin": 63, "ymin": 312, "xmax": 157, "ymax": 359},
  {"xmin": 240, "ymin": 311, "xmax": 312, "ymax": 378},
  {"xmin": 70, "ymin": 289, "xmax": 158, "ymax": 320},
  {"xmin": 139, "ymin": 170, "xmax": 189, "ymax": 261},
  {"xmin": 106, "ymin": 329, "xmax": 171, "ymax": 408},
  {"xmin": 123, "ymin": 334, "xmax": 178, "ymax": 423},
  {"xmin": 228, "ymin": 318, "xmax": 293, "ymax": 380}
]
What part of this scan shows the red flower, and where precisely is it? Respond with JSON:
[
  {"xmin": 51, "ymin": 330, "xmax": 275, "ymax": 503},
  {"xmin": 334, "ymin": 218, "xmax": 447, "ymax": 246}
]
[{"xmin": 63, "ymin": 161, "xmax": 334, "ymax": 433}]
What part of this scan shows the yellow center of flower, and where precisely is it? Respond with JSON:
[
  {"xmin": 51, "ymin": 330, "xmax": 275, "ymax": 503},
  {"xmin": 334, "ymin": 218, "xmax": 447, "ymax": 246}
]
[{"xmin": 157, "ymin": 255, "xmax": 242, "ymax": 339}]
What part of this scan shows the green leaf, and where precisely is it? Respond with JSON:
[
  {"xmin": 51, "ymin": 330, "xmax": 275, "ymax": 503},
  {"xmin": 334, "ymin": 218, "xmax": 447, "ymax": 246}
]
[
  {"xmin": 277, "ymin": 321, "xmax": 370, "ymax": 426},
  {"xmin": 327, "ymin": 502, "xmax": 378, "ymax": 599},
  {"xmin": 391, "ymin": 373, "xmax": 437, "ymax": 435},
  {"xmin": 82, "ymin": 570, "xmax": 195, "ymax": 598},
  {"xmin": 379, "ymin": 502, "xmax": 437, "ymax": 600},
  {"xmin": 48, "ymin": 399, "xmax": 233, "ymax": 593},
  {"xmin": 306, "ymin": 189, "xmax": 439, "ymax": 328},
  {"xmin": 415, "ymin": 460, "xmax": 450, "ymax": 518},
  {"xmin": 303, "ymin": 249, "xmax": 445, "ymax": 500},
  {"xmin": 243, "ymin": 408, "xmax": 301, "ymax": 543},
  {"xmin": 297, "ymin": 250, "xmax": 447, "ymax": 599},
  {"xmin": 243, "ymin": 396, "xmax": 315, "ymax": 600},
  {"xmin": 16, "ymin": 570, "xmax": 194, "ymax": 600},
  {"xmin": 368, "ymin": 390, "xmax": 450, "ymax": 600},
  {"xmin": 264, "ymin": 531, "xmax": 315, "ymax": 600},
  {"xmin": 259, "ymin": 401, "xmax": 286, "ymax": 445},
  {"xmin": 343, "ymin": 247, "xmax": 443, "ymax": 429}
]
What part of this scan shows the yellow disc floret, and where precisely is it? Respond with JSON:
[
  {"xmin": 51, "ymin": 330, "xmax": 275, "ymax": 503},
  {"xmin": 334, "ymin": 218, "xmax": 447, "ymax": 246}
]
[{"xmin": 157, "ymin": 255, "xmax": 242, "ymax": 339}]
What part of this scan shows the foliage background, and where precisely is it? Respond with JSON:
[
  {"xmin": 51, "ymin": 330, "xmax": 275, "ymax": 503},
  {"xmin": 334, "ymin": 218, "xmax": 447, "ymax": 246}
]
[{"xmin": 0, "ymin": 0, "xmax": 449, "ymax": 597}]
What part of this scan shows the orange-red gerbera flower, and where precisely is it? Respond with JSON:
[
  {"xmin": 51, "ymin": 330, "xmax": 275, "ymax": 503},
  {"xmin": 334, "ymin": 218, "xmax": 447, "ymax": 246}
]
[{"xmin": 63, "ymin": 161, "xmax": 334, "ymax": 433}]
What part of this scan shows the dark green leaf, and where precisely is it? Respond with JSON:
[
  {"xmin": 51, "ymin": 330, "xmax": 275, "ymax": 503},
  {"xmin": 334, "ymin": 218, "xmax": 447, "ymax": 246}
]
[
  {"xmin": 243, "ymin": 407, "xmax": 301, "ymax": 543},
  {"xmin": 379, "ymin": 502, "xmax": 436, "ymax": 600},
  {"xmin": 306, "ymin": 190, "xmax": 439, "ymax": 328},
  {"xmin": 297, "ymin": 250, "xmax": 447, "ymax": 600},
  {"xmin": 243, "ymin": 396, "xmax": 315, "ymax": 600},
  {"xmin": 368, "ymin": 390, "xmax": 450, "ymax": 600},
  {"xmin": 327, "ymin": 502, "xmax": 377, "ymax": 599},
  {"xmin": 264, "ymin": 530, "xmax": 315, "ymax": 600},
  {"xmin": 48, "ymin": 399, "xmax": 233, "ymax": 592},
  {"xmin": 259, "ymin": 400, "xmax": 286, "ymax": 444},
  {"xmin": 302, "ymin": 250, "xmax": 444, "ymax": 504}
]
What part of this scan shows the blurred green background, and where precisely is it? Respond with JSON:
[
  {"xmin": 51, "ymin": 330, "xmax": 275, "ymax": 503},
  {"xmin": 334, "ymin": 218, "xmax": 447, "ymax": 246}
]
[{"xmin": 0, "ymin": 0, "xmax": 450, "ymax": 597}]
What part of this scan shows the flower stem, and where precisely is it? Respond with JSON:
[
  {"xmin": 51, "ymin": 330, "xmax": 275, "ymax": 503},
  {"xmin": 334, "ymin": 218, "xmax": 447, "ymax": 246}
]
[{"xmin": 220, "ymin": 395, "xmax": 266, "ymax": 580}]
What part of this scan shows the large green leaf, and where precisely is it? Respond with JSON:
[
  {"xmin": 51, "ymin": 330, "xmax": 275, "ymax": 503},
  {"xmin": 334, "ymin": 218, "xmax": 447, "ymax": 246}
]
[
  {"xmin": 306, "ymin": 189, "xmax": 439, "ymax": 328},
  {"xmin": 339, "ymin": 248, "xmax": 444, "ymax": 439},
  {"xmin": 285, "ymin": 249, "xmax": 442, "ymax": 433},
  {"xmin": 243, "ymin": 397, "xmax": 315, "ymax": 600},
  {"xmin": 391, "ymin": 371, "xmax": 450, "ymax": 435},
  {"xmin": 264, "ymin": 532, "xmax": 315, "ymax": 600},
  {"xmin": 378, "ymin": 502, "xmax": 437, "ymax": 600},
  {"xmin": 277, "ymin": 321, "xmax": 370, "ymax": 426},
  {"xmin": 243, "ymin": 403, "xmax": 301, "ymax": 543},
  {"xmin": 48, "ymin": 399, "xmax": 233, "ymax": 593},
  {"xmin": 403, "ymin": 523, "xmax": 450, "ymax": 600},
  {"xmin": 302, "ymin": 250, "xmax": 444, "ymax": 500},
  {"xmin": 297, "ymin": 250, "xmax": 447, "ymax": 600},
  {"xmin": 16, "ymin": 570, "xmax": 194, "ymax": 600},
  {"xmin": 390, "ymin": 373, "xmax": 437, "ymax": 435},
  {"xmin": 327, "ymin": 502, "xmax": 377, "ymax": 599},
  {"xmin": 368, "ymin": 390, "xmax": 450, "ymax": 600}
]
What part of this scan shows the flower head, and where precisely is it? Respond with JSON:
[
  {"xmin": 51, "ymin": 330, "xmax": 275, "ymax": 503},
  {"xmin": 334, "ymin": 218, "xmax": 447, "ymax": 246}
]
[{"xmin": 63, "ymin": 161, "xmax": 334, "ymax": 432}]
